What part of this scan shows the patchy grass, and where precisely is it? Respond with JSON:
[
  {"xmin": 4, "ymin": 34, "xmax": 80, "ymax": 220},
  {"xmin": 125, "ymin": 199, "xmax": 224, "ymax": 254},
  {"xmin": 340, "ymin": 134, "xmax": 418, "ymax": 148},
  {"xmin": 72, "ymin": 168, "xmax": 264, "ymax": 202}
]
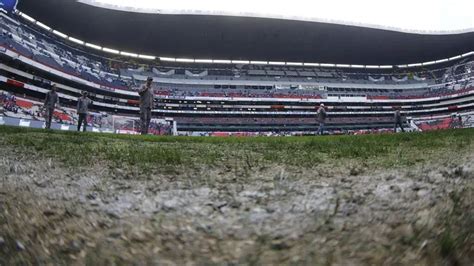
[
  {"xmin": 440, "ymin": 230, "xmax": 457, "ymax": 258},
  {"xmin": 1, "ymin": 125, "xmax": 473, "ymax": 265},
  {"xmin": 0, "ymin": 126, "xmax": 473, "ymax": 170}
]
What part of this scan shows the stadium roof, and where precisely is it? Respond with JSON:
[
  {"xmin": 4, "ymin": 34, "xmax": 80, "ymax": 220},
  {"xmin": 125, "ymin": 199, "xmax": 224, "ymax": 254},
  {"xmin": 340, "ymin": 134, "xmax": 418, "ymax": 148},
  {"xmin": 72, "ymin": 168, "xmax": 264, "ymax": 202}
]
[
  {"xmin": 77, "ymin": 0, "xmax": 474, "ymax": 34},
  {"xmin": 17, "ymin": 0, "xmax": 474, "ymax": 65}
]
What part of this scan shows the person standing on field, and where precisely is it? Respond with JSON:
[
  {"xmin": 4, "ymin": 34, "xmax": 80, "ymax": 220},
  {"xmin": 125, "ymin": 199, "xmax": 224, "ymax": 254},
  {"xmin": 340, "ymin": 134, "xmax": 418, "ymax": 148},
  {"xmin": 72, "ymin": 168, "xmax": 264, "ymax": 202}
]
[
  {"xmin": 394, "ymin": 107, "xmax": 405, "ymax": 133},
  {"xmin": 317, "ymin": 103, "xmax": 327, "ymax": 135},
  {"xmin": 77, "ymin": 91, "xmax": 93, "ymax": 132},
  {"xmin": 43, "ymin": 84, "xmax": 59, "ymax": 129},
  {"xmin": 139, "ymin": 77, "xmax": 154, "ymax": 135}
]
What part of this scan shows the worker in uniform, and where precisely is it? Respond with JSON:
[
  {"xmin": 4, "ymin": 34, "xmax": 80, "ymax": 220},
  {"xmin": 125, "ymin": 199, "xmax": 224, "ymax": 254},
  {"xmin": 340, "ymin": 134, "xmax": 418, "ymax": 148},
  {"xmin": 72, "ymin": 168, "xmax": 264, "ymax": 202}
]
[
  {"xmin": 43, "ymin": 84, "xmax": 60, "ymax": 129},
  {"xmin": 317, "ymin": 103, "xmax": 327, "ymax": 135},
  {"xmin": 77, "ymin": 91, "xmax": 93, "ymax": 132},
  {"xmin": 394, "ymin": 107, "xmax": 405, "ymax": 133},
  {"xmin": 139, "ymin": 77, "xmax": 154, "ymax": 135}
]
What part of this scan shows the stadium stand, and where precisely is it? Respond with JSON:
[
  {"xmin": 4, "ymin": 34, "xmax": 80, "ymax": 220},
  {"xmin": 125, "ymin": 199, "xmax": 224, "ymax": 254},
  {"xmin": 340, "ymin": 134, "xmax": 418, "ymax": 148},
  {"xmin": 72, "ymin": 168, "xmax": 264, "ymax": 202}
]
[{"xmin": 0, "ymin": 11, "xmax": 473, "ymax": 135}]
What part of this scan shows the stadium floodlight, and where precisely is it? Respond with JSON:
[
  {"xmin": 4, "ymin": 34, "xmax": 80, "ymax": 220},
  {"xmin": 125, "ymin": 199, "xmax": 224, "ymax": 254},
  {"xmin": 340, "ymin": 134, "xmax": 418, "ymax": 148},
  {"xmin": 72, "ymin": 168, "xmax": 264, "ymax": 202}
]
[
  {"xmin": 268, "ymin": 62, "xmax": 286, "ymax": 65},
  {"xmin": 421, "ymin": 61, "xmax": 435, "ymax": 66},
  {"xmin": 408, "ymin": 63, "xmax": 422, "ymax": 67},
  {"xmin": 351, "ymin": 65, "xmax": 365, "ymax": 68},
  {"xmin": 435, "ymin": 59, "xmax": 449, "ymax": 64},
  {"xmin": 365, "ymin": 65, "xmax": 379, "ymax": 69},
  {"xmin": 250, "ymin": 61, "xmax": 268, "ymax": 65},
  {"xmin": 449, "ymin": 55, "xmax": 462, "ymax": 61},
  {"xmin": 103, "ymin": 47, "xmax": 120, "ymax": 54},
  {"xmin": 461, "ymin": 51, "xmax": 474, "ymax": 57},
  {"xmin": 304, "ymin": 63, "xmax": 320, "ymax": 67},
  {"xmin": 36, "ymin": 22, "xmax": 51, "ymax": 31},
  {"xmin": 335, "ymin": 64, "xmax": 350, "ymax": 68},
  {"xmin": 320, "ymin": 63, "xmax": 335, "ymax": 67},
  {"xmin": 396, "ymin": 65, "xmax": 408, "ymax": 68},
  {"xmin": 85, "ymin": 43, "xmax": 102, "ymax": 50},
  {"xmin": 232, "ymin": 60, "xmax": 250, "ymax": 64},
  {"xmin": 213, "ymin": 60, "xmax": 232, "ymax": 64},
  {"xmin": 138, "ymin": 54, "xmax": 156, "ymax": 60},
  {"xmin": 52, "ymin": 30, "xmax": 68, "ymax": 39},
  {"xmin": 19, "ymin": 12, "xmax": 36, "ymax": 23},
  {"xmin": 159, "ymin": 57, "xmax": 176, "ymax": 62},
  {"xmin": 379, "ymin": 65, "xmax": 393, "ymax": 69},
  {"xmin": 287, "ymin": 62, "xmax": 304, "ymax": 66},
  {"xmin": 195, "ymin": 59, "xmax": 214, "ymax": 63},
  {"xmin": 120, "ymin": 51, "xmax": 139, "ymax": 57},
  {"xmin": 68, "ymin": 37, "xmax": 85, "ymax": 45},
  {"xmin": 175, "ymin": 58, "xmax": 194, "ymax": 63}
]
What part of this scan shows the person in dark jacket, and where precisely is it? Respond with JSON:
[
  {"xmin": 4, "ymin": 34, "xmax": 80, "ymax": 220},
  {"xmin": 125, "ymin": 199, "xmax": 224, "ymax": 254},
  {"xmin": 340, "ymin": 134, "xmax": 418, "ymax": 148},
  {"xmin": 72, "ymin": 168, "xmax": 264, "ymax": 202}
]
[
  {"xmin": 394, "ymin": 107, "xmax": 405, "ymax": 133},
  {"xmin": 43, "ymin": 84, "xmax": 59, "ymax": 129},
  {"xmin": 77, "ymin": 91, "xmax": 93, "ymax": 132},
  {"xmin": 139, "ymin": 77, "xmax": 154, "ymax": 135},
  {"xmin": 317, "ymin": 103, "xmax": 327, "ymax": 135},
  {"xmin": 457, "ymin": 115, "xmax": 463, "ymax": 129}
]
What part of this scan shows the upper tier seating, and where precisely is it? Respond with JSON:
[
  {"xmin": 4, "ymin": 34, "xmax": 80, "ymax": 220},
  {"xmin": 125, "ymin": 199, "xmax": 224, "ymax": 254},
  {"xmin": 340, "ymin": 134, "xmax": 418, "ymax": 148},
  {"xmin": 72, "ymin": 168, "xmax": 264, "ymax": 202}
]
[{"xmin": 1, "ymin": 13, "xmax": 473, "ymax": 99}]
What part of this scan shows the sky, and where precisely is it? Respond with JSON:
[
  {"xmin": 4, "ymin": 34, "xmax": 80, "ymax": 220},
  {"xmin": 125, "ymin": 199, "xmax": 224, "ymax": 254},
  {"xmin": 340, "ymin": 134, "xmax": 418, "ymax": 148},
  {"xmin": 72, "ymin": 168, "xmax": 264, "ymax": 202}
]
[{"xmin": 82, "ymin": 0, "xmax": 474, "ymax": 32}]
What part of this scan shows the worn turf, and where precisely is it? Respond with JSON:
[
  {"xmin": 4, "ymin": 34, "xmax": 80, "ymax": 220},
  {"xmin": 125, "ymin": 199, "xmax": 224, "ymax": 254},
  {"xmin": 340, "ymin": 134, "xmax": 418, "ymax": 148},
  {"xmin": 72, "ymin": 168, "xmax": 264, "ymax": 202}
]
[{"xmin": 0, "ymin": 126, "xmax": 473, "ymax": 265}]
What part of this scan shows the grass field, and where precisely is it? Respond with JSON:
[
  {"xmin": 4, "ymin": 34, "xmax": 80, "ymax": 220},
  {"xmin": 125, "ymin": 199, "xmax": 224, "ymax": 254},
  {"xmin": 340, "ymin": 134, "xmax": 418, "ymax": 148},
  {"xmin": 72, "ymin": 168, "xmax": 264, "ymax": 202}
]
[
  {"xmin": 1, "ymin": 125, "xmax": 473, "ymax": 169},
  {"xmin": 0, "ymin": 126, "xmax": 473, "ymax": 265}
]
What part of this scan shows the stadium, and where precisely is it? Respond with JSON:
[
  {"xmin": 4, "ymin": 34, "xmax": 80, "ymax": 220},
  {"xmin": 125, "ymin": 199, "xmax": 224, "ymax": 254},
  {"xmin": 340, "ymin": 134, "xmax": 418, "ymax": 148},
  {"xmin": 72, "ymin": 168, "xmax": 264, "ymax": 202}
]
[{"xmin": 0, "ymin": 0, "xmax": 473, "ymax": 265}]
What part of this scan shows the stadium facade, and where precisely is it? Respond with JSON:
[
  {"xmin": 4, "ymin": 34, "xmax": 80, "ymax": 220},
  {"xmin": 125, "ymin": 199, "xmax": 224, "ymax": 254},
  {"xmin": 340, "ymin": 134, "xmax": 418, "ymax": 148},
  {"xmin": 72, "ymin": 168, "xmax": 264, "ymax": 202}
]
[{"xmin": 0, "ymin": 0, "xmax": 473, "ymax": 135}]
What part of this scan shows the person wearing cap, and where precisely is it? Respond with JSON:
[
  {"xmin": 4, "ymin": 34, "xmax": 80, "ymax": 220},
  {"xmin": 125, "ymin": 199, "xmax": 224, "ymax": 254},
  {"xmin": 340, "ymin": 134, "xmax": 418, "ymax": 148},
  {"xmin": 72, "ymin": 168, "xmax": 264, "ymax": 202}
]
[
  {"xmin": 139, "ymin": 77, "xmax": 154, "ymax": 135},
  {"xmin": 43, "ymin": 84, "xmax": 60, "ymax": 129},
  {"xmin": 317, "ymin": 103, "xmax": 327, "ymax": 135},
  {"xmin": 393, "ymin": 107, "xmax": 405, "ymax": 133},
  {"xmin": 77, "ymin": 91, "xmax": 93, "ymax": 132}
]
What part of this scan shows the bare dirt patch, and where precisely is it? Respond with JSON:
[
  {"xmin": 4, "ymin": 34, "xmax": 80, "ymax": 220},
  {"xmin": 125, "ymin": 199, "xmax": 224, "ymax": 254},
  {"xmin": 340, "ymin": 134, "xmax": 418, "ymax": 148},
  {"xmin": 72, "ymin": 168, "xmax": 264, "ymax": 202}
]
[{"xmin": 1, "ymin": 146, "xmax": 473, "ymax": 265}]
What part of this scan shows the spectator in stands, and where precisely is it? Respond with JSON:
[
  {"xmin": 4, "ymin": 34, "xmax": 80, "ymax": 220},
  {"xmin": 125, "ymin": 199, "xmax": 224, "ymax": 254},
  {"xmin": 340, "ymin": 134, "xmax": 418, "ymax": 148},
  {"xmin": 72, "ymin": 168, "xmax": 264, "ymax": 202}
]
[
  {"xmin": 43, "ymin": 84, "xmax": 59, "ymax": 129},
  {"xmin": 77, "ymin": 91, "xmax": 93, "ymax": 132},
  {"xmin": 394, "ymin": 107, "xmax": 405, "ymax": 133},
  {"xmin": 317, "ymin": 103, "xmax": 327, "ymax": 135},
  {"xmin": 139, "ymin": 77, "xmax": 154, "ymax": 135}
]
